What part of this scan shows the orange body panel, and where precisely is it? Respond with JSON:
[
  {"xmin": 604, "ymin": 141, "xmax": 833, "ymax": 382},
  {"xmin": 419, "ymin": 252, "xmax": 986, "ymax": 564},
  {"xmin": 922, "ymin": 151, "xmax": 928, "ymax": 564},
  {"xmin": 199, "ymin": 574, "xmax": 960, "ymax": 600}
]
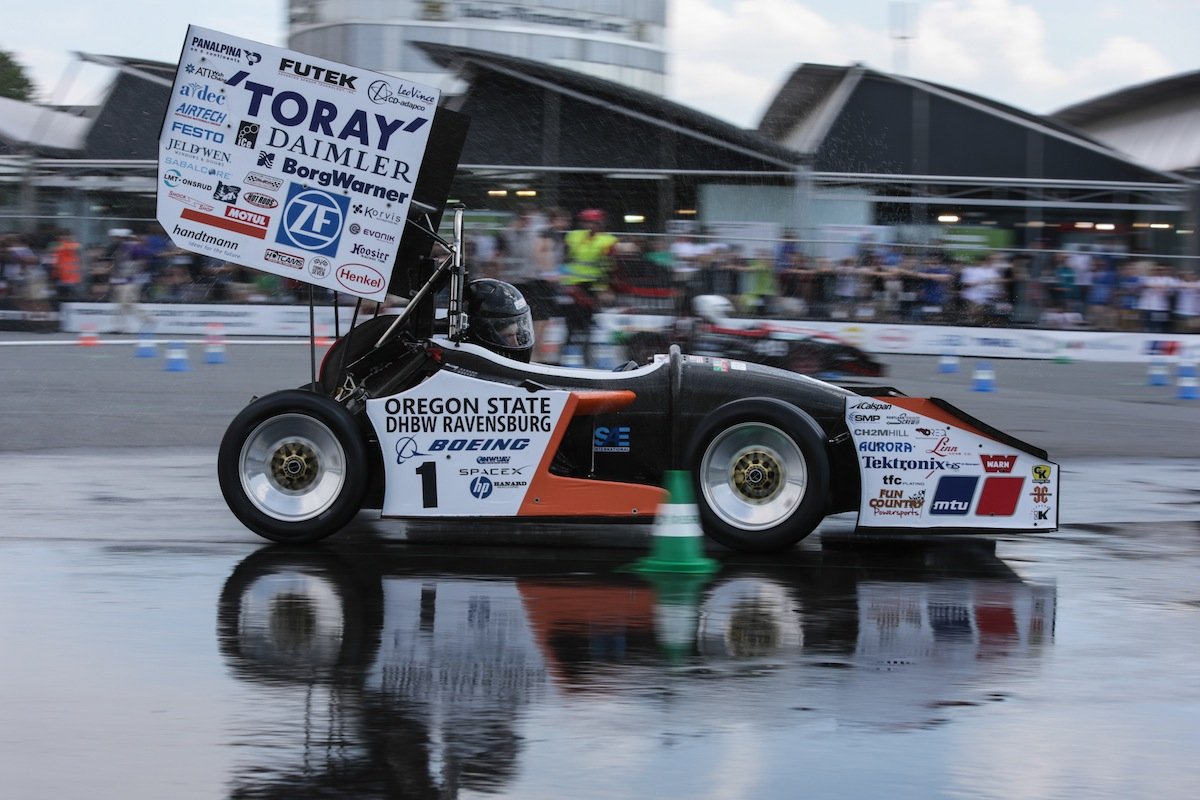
[
  {"xmin": 886, "ymin": 397, "xmax": 991, "ymax": 440},
  {"xmin": 518, "ymin": 390, "xmax": 668, "ymax": 516}
]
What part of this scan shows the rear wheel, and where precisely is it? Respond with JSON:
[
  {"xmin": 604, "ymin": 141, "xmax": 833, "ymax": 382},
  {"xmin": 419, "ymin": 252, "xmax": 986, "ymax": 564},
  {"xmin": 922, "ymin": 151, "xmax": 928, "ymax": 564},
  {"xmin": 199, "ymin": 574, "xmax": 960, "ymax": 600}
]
[
  {"xmin": 318, "ymin": 314, "xmax": 399, "ymax": 394},
  {"xmin": 218, "ymin": 390, "xmax": 369, "ymax": 544},
  {"xmin": 691, "ymin": 398, "xmax": 830, "ymax": 552}
]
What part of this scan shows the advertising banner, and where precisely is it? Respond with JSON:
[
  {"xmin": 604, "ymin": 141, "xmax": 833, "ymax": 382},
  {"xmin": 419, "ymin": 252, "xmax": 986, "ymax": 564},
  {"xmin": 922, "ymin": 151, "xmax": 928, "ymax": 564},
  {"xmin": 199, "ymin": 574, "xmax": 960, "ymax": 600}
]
[
  {"xmin": 846, "ymin": 397, "xmax": 1059, "ymax": 531},
  {"xmin": 156, "ymin": 25, "xmax": 441, "ymax": 301}
]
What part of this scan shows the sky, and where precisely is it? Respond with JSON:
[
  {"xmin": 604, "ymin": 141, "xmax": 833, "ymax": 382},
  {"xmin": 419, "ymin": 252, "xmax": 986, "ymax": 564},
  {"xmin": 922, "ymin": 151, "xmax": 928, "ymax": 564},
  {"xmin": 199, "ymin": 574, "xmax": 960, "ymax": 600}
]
[{"xmin": 3, "ymin": 0, "xmax": 1198, "ymax": 128}]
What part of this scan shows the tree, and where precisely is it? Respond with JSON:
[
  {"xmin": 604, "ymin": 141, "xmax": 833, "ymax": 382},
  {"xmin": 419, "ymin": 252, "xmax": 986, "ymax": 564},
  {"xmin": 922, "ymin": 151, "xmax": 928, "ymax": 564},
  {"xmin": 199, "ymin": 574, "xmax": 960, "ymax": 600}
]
[{"xmin": 0, "ymin": 50, "xmax": 36, "ymax": 101}]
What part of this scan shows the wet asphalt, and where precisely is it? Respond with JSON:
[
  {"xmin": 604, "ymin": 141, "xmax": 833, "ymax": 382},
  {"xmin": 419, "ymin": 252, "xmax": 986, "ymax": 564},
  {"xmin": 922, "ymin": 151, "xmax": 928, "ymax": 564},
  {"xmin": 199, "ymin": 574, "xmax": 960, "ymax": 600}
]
[{"xmin": 1, "ymin": 333, "xmax": 1198, "ymax": 799}]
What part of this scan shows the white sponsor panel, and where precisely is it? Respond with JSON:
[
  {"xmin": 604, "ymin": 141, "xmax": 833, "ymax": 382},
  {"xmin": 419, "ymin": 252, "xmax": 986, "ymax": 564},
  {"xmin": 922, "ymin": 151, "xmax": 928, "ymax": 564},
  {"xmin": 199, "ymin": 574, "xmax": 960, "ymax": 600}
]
[
  {"xmin": 594, "ymin": 311, "xmax": 1200, "ymax": 363},
  {"xmin": 847, "ymin": 398, "xmax": 1059, "ymax": 530},
  {"xmin": 366, "ymin": 370, "xmax": 570, "ymax": 517},
  {"xmin": 59, "ymin": 302, "xmax": 373, "ymax": 336},
  {"xmin": 156, "ymin": 25, "xmax": 440, "ymax": 301}
]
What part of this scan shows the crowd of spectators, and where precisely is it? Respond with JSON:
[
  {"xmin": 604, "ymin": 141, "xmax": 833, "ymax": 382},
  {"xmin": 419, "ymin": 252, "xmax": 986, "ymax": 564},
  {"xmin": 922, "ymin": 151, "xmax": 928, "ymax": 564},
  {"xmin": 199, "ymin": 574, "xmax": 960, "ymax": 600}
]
[
  {"xmin": 0, "ymin": 225, "xmax": 312, "ymax": 331},
  {"xmin": 3, "ymin": 215, "xmax": 1199, "ymax": 336}
]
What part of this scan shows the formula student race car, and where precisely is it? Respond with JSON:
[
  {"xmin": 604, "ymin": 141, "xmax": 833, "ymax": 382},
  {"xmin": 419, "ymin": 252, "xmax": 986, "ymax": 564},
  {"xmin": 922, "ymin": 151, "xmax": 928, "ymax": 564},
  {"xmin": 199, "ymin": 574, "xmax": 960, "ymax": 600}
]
[
  {"xmin": 217, "ymin": 205, "xmax": 1060, "ymax": 553},
  {"xmin": 619, "ymin": 295, "xmax": 887, "ymax": 379}
]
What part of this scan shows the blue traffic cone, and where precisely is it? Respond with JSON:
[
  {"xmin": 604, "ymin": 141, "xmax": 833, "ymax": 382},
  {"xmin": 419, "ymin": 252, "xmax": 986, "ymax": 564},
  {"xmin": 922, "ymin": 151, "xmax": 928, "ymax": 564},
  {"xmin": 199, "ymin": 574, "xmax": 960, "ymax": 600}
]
[
  {"xmin": 971, "ymin": 360, "xmax": 996, "ymax": 392},
  {"xmin": 1147, "ymin": 357, "xmax": 1170, "ymax": 386},
  {"xmin": 1177, "ymin": 361, "xmax": 1198, "ymax": 400},
  {"xmin": 163, "ymin": 341, "xmax": 190, "ymax": 372},
  {"xmin": 134, "ymin": 335, "xmax": 157, "ymax": 358},
  {"xmin": 938, "ymin": 351, "xmax": 959, "ymax": 374},
  {"xmin": 630, "ymin": 470, "xmax": 719, "ymax": 574}
]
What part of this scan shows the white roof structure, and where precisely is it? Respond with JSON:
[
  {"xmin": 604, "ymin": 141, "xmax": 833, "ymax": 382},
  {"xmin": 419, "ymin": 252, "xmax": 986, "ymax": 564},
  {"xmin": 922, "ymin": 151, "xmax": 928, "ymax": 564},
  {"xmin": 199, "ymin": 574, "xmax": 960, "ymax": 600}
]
[
  {"xmin": 1053, "ymin": 71, "xmax": 1200, "ymax": 176},
  {"xmin": 0, "ymin": 95, "xmax": 92, "ymax": 153}
]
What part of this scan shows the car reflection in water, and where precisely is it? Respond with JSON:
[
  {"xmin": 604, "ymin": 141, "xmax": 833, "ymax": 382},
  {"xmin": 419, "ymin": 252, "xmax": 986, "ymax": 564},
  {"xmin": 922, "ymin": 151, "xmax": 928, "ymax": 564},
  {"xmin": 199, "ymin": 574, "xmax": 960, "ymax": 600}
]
[{"xmin": 217, "ymin": 539, "xmax": 1055, "ymax": 797}]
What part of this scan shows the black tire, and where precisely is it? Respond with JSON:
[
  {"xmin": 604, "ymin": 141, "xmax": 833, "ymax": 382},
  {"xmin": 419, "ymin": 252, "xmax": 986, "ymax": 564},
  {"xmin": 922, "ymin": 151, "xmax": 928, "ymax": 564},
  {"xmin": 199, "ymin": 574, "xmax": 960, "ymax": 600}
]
[
  {"xmin": 218, "ymin": 390, "xmax": 369, "ymax": 544},
  {"xmin": 318, "ymin": 314, "xmax": 399, "ymax": 395},
  {"xmin": 689, "ymin": 398, "xmax": 830, "ymax": 553}
]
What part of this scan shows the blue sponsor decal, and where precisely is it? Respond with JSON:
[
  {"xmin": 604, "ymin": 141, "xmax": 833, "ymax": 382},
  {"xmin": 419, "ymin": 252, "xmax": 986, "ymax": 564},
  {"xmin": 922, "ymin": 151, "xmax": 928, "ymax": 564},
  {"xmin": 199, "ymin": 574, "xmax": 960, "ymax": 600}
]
[
  {"xmin": 593, "ymin": 425, "xmax": 630, "ymax": 453},
  {"xmin": 929, "ymin": 476, "xmax": 978, "ymax": 515},
  {"xmin": 394, "ymin": 437, "xmax": 426, "ymax": 465},
  {"xmin": 274, "ymin": 183, "xmax": 349, "ymax": 256},
  {"xmin": 429, "ymin": 438, "xmax": 529, "ymax": 452},
  {"xmin": 469, "ymin": 476, "xmax": 494, "ymax": 499}
]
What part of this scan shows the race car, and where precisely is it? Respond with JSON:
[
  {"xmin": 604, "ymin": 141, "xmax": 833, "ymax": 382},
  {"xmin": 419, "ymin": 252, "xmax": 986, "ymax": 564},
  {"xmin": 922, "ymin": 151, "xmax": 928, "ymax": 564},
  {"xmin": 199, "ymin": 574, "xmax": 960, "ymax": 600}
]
[
  {"xmin": 619, "ymin": 294, "xmax": 886, "ymax": 379},
  {"xmin": 217, "ymin": 209, "xmax": 1059, "ymax": 553}
]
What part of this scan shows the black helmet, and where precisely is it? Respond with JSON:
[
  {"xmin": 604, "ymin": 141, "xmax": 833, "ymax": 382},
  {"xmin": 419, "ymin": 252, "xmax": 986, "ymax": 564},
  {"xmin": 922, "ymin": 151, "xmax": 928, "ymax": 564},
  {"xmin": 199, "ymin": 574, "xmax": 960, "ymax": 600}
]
[{"xmin": 465, "ymin": 278, "xmax": 535, "ymax": 362}]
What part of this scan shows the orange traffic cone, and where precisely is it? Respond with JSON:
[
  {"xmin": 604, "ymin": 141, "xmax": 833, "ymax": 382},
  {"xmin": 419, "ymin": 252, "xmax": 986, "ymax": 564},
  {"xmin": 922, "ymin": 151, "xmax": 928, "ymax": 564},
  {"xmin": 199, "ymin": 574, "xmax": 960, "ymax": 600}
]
[{"xmin": 77, "ymin": 323, "xmax": 99, "ymax": 347}]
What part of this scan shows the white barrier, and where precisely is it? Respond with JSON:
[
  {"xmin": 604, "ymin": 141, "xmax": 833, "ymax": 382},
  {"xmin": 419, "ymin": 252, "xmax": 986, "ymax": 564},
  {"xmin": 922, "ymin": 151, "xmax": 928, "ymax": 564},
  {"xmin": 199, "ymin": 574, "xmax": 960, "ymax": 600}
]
[
  {"xmin": 56, "ymin": 302, "xmax": 1200, "ymax": 364},
  {"xmin": 595, "ymin": 311, "xmax": 1200, "ymax": 364}
]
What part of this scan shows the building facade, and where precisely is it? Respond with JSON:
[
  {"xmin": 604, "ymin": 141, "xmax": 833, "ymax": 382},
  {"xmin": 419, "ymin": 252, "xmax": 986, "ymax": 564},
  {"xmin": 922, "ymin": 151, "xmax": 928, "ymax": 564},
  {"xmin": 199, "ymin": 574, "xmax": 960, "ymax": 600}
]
[{"xmin": 286, "ymin": 0, "xmax": 668, "ymax": 95}]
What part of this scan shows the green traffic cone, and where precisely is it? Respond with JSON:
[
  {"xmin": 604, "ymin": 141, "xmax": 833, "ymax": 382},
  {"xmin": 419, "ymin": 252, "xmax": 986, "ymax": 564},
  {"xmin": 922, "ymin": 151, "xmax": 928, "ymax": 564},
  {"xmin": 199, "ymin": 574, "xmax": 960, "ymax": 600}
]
[
  {"xmin": 640, "ymin": 570, "xmax": 712, "ymax": 663},
  {"xmin": 630, "ymin": 470, "xmax": 719, "ymax": 574}
]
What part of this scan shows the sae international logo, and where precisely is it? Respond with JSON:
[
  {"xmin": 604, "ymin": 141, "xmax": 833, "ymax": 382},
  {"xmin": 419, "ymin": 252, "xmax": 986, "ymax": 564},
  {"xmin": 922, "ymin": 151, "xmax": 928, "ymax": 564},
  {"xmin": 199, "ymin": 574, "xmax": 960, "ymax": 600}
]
[{"xmin": 275, "ymin": 183, "xmax": 350, "ymax": 256}]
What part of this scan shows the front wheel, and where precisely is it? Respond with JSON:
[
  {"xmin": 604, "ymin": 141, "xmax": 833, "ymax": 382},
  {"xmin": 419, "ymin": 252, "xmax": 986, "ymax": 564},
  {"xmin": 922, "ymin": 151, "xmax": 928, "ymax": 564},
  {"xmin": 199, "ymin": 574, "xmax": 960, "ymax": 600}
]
[
  {"xmin": 690, "ymin": 398, "xmax": 830, "ymax": 553},
  {"xmin": 218, "ymin": 390, "xmax": 369, "ymax": 544}
]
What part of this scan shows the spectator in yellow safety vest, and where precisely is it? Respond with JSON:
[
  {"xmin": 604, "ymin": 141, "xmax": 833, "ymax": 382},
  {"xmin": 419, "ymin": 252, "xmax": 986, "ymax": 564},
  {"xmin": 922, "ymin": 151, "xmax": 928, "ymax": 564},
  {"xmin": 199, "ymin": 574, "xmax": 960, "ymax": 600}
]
[{"xmin": 561, "ymin": 208, "xmax": 617, "ymax": 365}]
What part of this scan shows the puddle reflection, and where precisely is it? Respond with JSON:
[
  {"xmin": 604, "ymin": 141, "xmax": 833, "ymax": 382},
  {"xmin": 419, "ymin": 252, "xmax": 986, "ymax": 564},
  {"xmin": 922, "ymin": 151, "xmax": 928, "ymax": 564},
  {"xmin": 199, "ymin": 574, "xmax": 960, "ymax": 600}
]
[{"xmin": 217, "ymin": 540, "xmax": 1055, "ymax": 797}]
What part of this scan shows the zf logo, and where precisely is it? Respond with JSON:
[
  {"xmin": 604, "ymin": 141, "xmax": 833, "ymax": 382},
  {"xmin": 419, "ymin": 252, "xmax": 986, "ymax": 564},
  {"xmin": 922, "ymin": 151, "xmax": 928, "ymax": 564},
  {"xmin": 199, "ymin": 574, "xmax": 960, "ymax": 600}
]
[
  {"xmin": 593, "ymin": 426, "xmax": 630, "ymax": 453},
  {"xmin": 470, "ymin": 476, "xmax": 493, "ymax": 499},
  {"xmin": 275, "ymin": 184, "xmax": 349, "ymax": 256},
  {"xmin": 235, "ymin": 120, "xmax": 259, "ymax": 149}
]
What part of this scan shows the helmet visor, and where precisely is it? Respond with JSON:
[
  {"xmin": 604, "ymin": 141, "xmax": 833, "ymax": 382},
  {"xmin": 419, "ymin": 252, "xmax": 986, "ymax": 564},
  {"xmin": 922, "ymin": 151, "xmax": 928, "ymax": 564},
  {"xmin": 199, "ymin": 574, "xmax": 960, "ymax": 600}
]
[{"xmin": 474, "ymin": 313, "xmax": 534, "ymax": 351}]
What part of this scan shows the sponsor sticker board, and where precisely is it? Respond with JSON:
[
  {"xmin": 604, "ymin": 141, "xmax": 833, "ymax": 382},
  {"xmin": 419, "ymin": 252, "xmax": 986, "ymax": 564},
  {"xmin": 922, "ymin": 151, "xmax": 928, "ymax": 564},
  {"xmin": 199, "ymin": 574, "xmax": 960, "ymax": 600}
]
[
  {"xmin": 156, "ymin": 25, "xmax": 440, "ymax": 301},
  {"xmin": 846, "ymin": 398, "xmax": 1059, "ymax": 530},
  {"xmin": 366, "ymin": 370, "xmax": 570, "ymax": 517}
]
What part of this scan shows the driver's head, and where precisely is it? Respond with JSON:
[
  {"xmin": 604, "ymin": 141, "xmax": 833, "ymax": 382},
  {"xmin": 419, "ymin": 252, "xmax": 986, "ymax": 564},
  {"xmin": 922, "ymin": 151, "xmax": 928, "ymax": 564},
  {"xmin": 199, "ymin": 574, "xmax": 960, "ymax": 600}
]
[{"xmin": 465, "ymin": 278, "xmax": 535, "ymax": 362}]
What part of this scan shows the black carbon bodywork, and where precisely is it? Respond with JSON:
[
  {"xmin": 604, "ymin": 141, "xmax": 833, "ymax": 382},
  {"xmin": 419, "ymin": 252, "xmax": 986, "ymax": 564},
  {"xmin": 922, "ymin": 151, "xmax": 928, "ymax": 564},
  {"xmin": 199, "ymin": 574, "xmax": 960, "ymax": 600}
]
[{"xmin": 430, "ymin": 343, "xmax": 867, "ymax": 515}]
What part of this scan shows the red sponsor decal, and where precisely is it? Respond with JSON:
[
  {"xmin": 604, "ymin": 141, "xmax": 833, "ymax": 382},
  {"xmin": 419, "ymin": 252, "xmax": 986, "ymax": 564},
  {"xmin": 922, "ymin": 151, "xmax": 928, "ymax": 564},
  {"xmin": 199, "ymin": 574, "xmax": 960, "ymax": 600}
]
[
  {"xmin": 1031, "ymin": 485, "xmax": 1051, "ymax": 504},
  {"xmin": 335, "ymin": 262, "xmax": 385, "ymax": 293},
  {"xmin": 928, "ymin": 436, "xmax": 964, "ymax": 457},
  {"xmin": 224, "ymin": 206, "xmax": 269, "ymax": 228},
  {"xmin": 180, "ymin": 207, "xmax": 267, "ymax": 239},
  {"xmin": 980, "ymin": 454, "xmax": 1017, "ymax": 473},
  {"xmin": 975, "ymin": 477, "xmax": 1025, "ymax": 516},
  {"xmin": 168, "ymin": 191, "xmax": 213, "ymax": 212}
]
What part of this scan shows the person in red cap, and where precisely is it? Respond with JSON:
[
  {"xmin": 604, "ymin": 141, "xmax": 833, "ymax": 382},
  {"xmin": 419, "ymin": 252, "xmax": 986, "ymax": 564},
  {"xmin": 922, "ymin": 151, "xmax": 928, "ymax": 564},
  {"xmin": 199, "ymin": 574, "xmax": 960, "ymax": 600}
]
[{"xmin": 561, "ymin": 208, "xmax": 617, "ymax": 365}]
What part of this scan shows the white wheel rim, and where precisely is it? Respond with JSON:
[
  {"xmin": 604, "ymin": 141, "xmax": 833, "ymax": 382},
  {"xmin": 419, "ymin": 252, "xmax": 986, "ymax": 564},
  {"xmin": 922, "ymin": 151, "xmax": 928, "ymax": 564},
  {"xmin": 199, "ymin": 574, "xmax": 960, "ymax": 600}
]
[
  {"xmin": 239, "ymin": 413, "xmax": 347, "ymax": 522},
  {"xmin": 700, "ymin": 422, "xmax": 808, "ymax": 531}
]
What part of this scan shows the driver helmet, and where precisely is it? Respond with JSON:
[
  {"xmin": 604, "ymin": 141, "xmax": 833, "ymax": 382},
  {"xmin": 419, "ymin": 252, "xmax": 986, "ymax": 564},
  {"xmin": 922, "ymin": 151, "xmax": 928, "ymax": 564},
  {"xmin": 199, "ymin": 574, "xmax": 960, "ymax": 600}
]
[
  {"xmin": 465, "ymin": 278, "xmax": 535, "ymax": 362},
  {"xmin": 693, "ymin": 294, "xmax": 736, "ymax": 325}
]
